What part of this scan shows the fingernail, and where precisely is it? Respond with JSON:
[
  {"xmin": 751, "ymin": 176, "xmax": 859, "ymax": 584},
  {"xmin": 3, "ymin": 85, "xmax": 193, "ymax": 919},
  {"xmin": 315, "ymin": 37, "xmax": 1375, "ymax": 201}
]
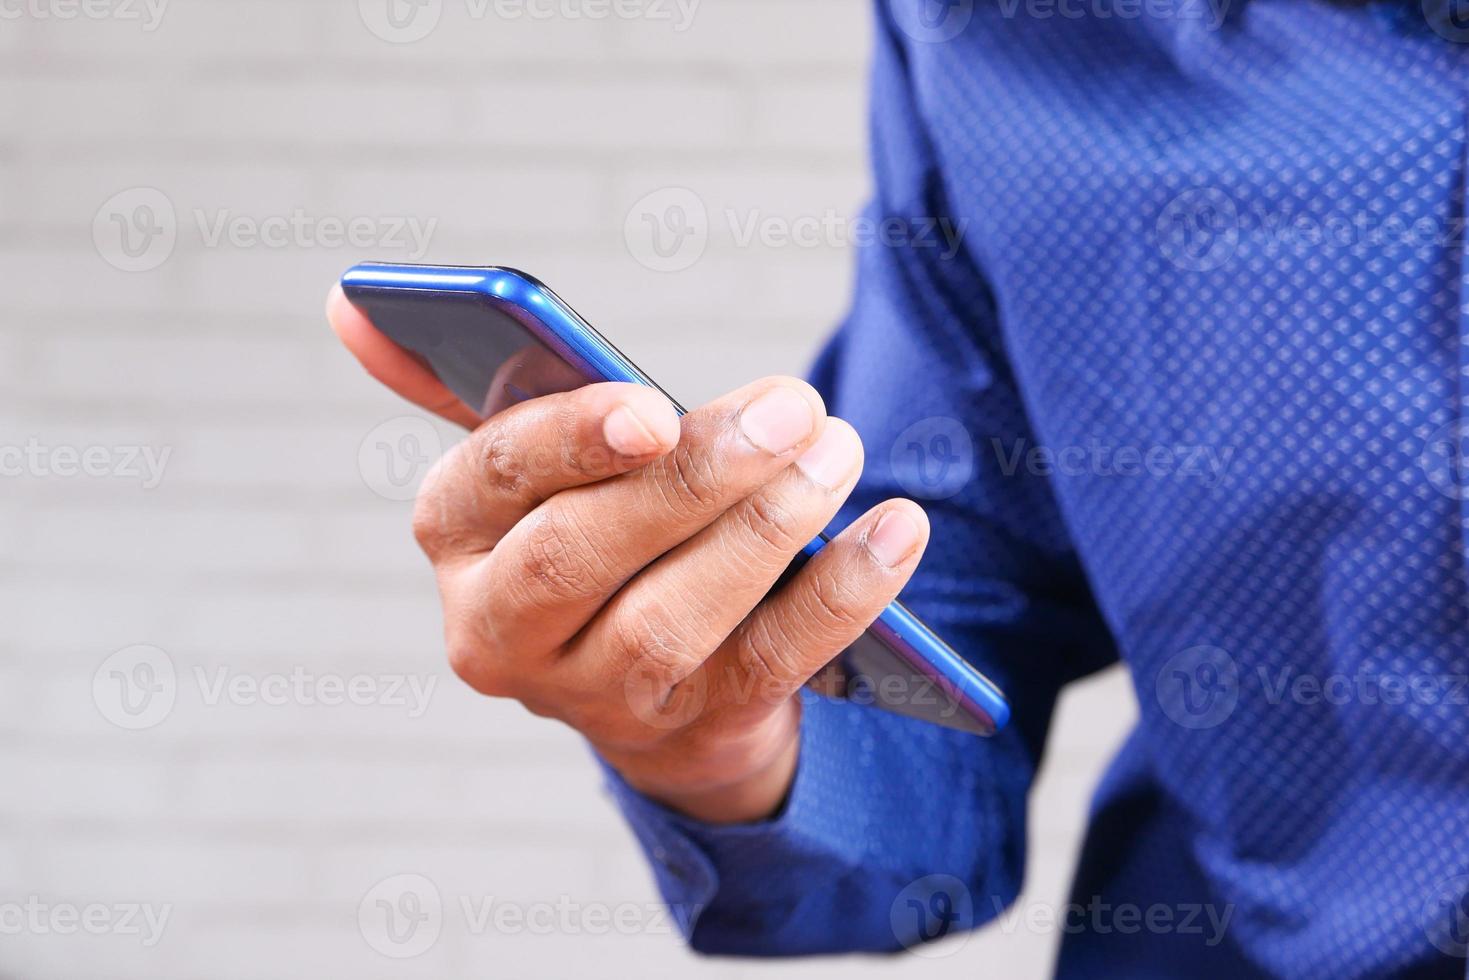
[
  {"xmin": 866, "ymin": 509, "xmax": 922, "ymax": 568},
  {"xmin": 739, "ymin": 386, "xmax": 816, "ymax": 455},
  {"xmin": 604, "ymin": 404, "xmax": 667, "ymax": 456},
  {"xmin": 796, "ymin": 422, "xmax": 861, "ymax": 489}
]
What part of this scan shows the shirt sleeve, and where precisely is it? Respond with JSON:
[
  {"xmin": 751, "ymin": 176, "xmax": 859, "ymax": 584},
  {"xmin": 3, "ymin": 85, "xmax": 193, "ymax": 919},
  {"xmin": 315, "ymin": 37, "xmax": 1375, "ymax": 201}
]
[{"xmin": 598, "ymin": 0, "xmax": 1118, "ymax": 956}]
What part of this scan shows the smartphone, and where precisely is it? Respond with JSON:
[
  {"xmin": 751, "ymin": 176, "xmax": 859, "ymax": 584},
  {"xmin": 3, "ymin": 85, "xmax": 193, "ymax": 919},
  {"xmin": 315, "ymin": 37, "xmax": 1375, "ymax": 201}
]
[{"xmin": 340, "ymin": 262, "xmax": 1010, "ymax": 736}]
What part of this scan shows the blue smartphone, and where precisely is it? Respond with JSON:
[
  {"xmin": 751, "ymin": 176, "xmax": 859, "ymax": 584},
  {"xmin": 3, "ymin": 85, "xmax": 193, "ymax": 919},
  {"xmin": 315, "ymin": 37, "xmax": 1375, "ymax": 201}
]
[{"xmin": 340, "ymin": 262, "xmax": 1010, "ymax": 736}]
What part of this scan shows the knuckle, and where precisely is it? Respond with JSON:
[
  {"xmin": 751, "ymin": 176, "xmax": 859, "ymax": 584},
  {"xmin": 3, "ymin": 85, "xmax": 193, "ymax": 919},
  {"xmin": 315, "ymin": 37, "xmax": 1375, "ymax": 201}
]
[
  {"xmin": 730, "ymin": 490, "xmax": 803, "ymax": 556},
  {"xmin": 653, "ymin": 444, "xmax": 726, "ymax": 520},
  {"xmin": 411, "ymin": 453, "xmax": 465, "ymax": 557},
  {"xmin": 560, "ymin": 425, "xmax": 617, "ymax": 479},
  {"xmin": 474, "ymin": 428, "xmax": 537, "ymax": 504},
  {"xmin": 445, "ymin": 638, "xmax": 512, "ymax": 697},
  {"xmin": 802, "ymin": 565, "xmax": 867, "ymax": 632},
  {"xmin": 609, "ymin": 607, "xmax": 691, "ymax": 681},
  {"xmin": 411, "ymin": 491, "xmax": 446, "ymax": 558},
  {"xmin": 515, "ymin": 508, "xmax": 606, "ymax": 604},
  {"xmin": 732, "ymin": 615, "xmax": 805, "ymax": 688}
]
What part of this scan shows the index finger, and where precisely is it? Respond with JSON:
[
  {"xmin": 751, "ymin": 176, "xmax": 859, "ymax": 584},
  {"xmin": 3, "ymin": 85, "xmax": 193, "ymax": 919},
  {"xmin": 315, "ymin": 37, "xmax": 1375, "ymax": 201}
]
[{"xmin": 413, "ymin": 380, "xmax": 682, "ymax": 560}]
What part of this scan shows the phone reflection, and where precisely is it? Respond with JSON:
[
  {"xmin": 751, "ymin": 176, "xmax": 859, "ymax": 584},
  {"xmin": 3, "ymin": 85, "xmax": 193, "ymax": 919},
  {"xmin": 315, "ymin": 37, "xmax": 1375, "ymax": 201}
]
[{"xmin": 480, "ymin": 342, "xmax": 591, "ymax": 418}]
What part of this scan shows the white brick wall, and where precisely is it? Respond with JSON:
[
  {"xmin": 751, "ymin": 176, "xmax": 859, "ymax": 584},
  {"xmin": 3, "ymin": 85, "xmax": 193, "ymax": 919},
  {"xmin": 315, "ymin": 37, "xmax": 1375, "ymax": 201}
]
[{"xmin": 0, "ymin": 1, "xmax": 1137, "ymax": 977}]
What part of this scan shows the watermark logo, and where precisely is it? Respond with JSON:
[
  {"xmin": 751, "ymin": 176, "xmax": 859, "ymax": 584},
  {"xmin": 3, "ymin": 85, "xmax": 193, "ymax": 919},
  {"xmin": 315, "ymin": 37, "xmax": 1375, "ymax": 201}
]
[
  {"xmin": 726, "ymin": 209, "xmax": 964, "ymax": 259},
  {"xmin": 93, "ymin": 644, "xmax": 177, "ymax": 731},
  {"xmin": 991, "ymin": 0, "xmax": 1229, "ymax": 27},
  {"xmin": 891, "ymin": 417, "xmax": 974, "ymax": 500},
  {"xmin": 1157, "ymin": 187, "xmax": 1239, "ymax": 272},
  {"xmin": 890, "ymin": 874, "xmax": 974, "ymax": 957},
  {"xmin": 1157, "ymin": 649, "xmax": 1467, "ymax": 728},
  {"xmin": 93, "ymin": 645, "xmax": 439, "ymax": 729},
  {"xmin": 1422, "ymin": 874, "xmax": 1469, "ymax": 957},
  {"xmin": 194, "ymin": 209, "xmax": 436, "ymax": 258},
  {"xmin": 93, "ymin": 187, "xmax": 176, "ymax": 273},
  {"xmin": 624, "ymin": 188, "xmax": 709, "ymax": 273},
  {"xmin": 623, "ymin": 660, "xmax": 709, "ymax": 731},
  {"xmin": 359, "ymin": 0, "xmax": 698, "ymax": 40},
  {"xmin": 359, "ymin": 0, "xmax": 442, "ymax": 42},
  {"xmin": 0, "ymin": 898, "xmax": 172, "ymax": 947},
  {"xmin": 0, "ymin": 0, "xmax": 170, "ymax": 31},
  {"xmin": 1420, "ymin": 421, "xmax": 1469, "ymax": 500},
  {"xmin": 195, "ymin": 666, "xmax": 438, "ymax": 717},
  {"xmin": 1423, "ymin": 0, "xmax": 1469, "ymax": 42},
  {"xmin": 357, "ymin": 874, "xmax": 694, "ymax": 956},
  {"xmin": 1155, "ymin": 645, "xmax": 1239, "ymax": 730},
  {"xmin": 619, "ymin": 661, "xmax": 964, "ymax": 732},
  {"xmin": 359, "ymin": 416, "xmax": 443, "ymax": 501},
  {"xmin": 359, "ymin": 874, "xmax": 443, "ymax": 958},
  {"xmin": 0, "ymin": 438, "xmax": 171, "ymax": 489},
  {"xmin": 989, "ymin": 896, "xmax": 1234, "ymax": 945},
  {"xmin": 624, "ymin": 189, "xmax": 965, "ymax": 272},
  {"xmin": 93, "ymin": 187, "xmax": 436, "ymax": 271},
  {"xmin": 1157, "ymin": 187, "xmax": 1468, "ymax": 272},
  {"xmin": 892, "ymin": 0, "xmax": 975, "ymax": 43},
  {"xmin": 992, "ymin": 438, "xmax": 1234, "ymax": 487},
  {"xmin": 1256, "ymin": 664, "xmax": 1467, "ymax": 709}
]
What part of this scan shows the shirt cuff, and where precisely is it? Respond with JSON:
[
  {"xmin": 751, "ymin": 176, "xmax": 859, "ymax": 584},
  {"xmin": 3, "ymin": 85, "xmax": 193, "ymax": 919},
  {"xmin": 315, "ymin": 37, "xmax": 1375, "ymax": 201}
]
[{"xmin": 597, "ymin": 690, "xmax": 879, "ymax": 942}]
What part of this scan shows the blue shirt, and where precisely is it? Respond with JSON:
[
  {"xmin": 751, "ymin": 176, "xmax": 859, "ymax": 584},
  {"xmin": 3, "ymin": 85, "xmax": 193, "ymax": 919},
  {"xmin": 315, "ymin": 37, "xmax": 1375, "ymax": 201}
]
[{"xmin": 604, "ymin": 1, "xmax": 1469, "ymax": 975}]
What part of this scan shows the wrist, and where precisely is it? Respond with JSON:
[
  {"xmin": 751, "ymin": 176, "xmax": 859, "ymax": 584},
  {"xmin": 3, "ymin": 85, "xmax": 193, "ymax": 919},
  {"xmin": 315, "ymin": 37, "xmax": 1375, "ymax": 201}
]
[{"xmin": 604, "ymin": 700, "xmax": 803, "ymax": 825}]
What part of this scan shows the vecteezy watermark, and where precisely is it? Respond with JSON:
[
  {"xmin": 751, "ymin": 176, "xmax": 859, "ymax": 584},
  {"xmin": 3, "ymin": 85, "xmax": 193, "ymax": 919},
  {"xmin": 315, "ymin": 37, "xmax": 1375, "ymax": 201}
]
[
  {"xmin": 0, "ymin": 897, "xmax": 172, "ymax": 948},
  {"xmin": 357, "ymin": 0, "xmax": 699, "ymax": 43},
  {"xmin": 1156, "ymin": 645, "xmax": 1241, "ymax": 730},
  {"xmin": 1421, "ymin": 874, "xmax": 1469, "ymax": 958},
  {"xmin": 93, "ymin": 645, "xmax": 438, "ymax": 730},
  {"xmin": 988, "ymin": 895, "xmax": 1235, "ymax": 947},
  {"xmin": 93, "ymin": 645, "xmax": 178, "ymax": 731},
  {"xmin": 93, "ymin": 187, "xmax": 437, "ymax": 272},
  {"xmin": 620, "ymin": 661, "xmax": 967, "ymax": 735},
  {"xmin": 891, "ymin": 874, "xmax": 1234, "ymax": 954},
  {"xmin": 0, "ymin": 0, "xmax": 169, "ymax": 31},
  {"xmin": 1421, "ymin": 0, "xmax": 1469, "ymax": 43},
  {"xmin": 1156, "ymin": 186, "xmax": 1469, "ymax": 272},
  {"xmin": 0, "ymin": 438, "xmax": 171, "ymax": 489},
  {"xmin": 992, "ymin": 438, "xmax": 1235, "ymax": 487},
  {"xmin": 623, "ymin": 659, "xmax": 710, "ymax": 731},
  {"xmin": 359, "ymin": 416, "xmax": 444, "ymax": 502},
  {"xmin": 1156, "ymin": 187, "xmax": 1239, "ymax": 272},
  {"xmin": 360, "ymin": 874, "xmax": 442, "ymax": 959},
  {"xmin": 1156, "ymin": 646, "xmax": 1469, "ymax": 730},
  {"xmin": 891, "ymin": 0, "xmax": 1228, "ymax": 43},
  {"xmin": 891, "ymin": 0, "xmax": 975, "ymax": 43},
  {"xmin": 1419, "ymin": 420, "xmax": 1469, "ymax": 500},
  {"xmin": 724, "ymin": 210, "xmax": 965, "ymax": 260},
  {"xmin": 193, "ymin": 666, "xmax": 437, "ymax": 717},
  {"xmin": 994, "ymin": 0, "xmax": 1230, "ymax": 28},
  {"xmin": 622, "ymin": 188, "xmax": 966, "ymax": 273},
  {"xmin": 358, "ymin": 873, "xmax": 697, "ymax": 957},
  {"xmin": 1256, "ymin": 664, "xmax": 1469, "ymax": 710},
  {"xmin": 623, "ymin": 188, "xmax": 709, "ymax": 273},
  {"xmin": 93, "ymin": 188, "xmax": 177, "ymax": 273},
  {"xmin": 890, "ymin": 875, "xmax": 975, "ymax": 957},
  {"xmin": 891, "ymin": 417, "xmax": 975, "ymax": 501},
  {"xmin": 194, "ymin": 210, "xmax": 435, "ymax": 257}
]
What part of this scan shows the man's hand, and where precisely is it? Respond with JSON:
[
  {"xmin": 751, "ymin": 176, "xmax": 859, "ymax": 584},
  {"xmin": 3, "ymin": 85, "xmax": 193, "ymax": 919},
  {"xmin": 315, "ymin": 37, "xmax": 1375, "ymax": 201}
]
[{"xmin": 328, "ymin": 286, "xmax": 930, "ymax": 823}]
